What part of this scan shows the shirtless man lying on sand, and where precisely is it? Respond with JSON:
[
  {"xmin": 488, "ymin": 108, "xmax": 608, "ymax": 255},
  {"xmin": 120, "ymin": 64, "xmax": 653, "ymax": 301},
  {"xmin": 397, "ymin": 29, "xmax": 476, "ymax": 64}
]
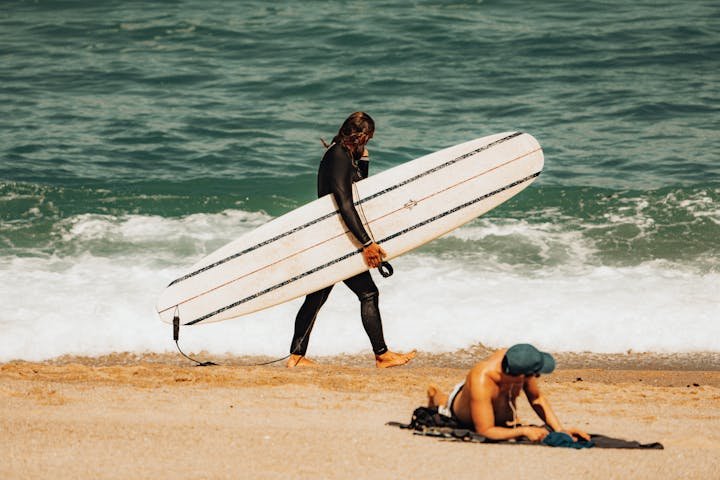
[{"xmin": 427, "ymin": 343, "xmax": 590, "ymax": 443}]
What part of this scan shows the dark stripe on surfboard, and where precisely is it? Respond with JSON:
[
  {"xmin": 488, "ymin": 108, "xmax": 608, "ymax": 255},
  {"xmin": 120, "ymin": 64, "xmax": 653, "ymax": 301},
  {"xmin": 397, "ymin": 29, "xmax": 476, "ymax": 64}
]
[
  {"xmin": 168, "ymin": 132, "xmax": 523, "ymax": 288},
  {"xmin": 358, "ymin": 131, "xmax": 523, "ymax": 204},
  {"xmin": 182, "ymin": 170, "xmax": 541, "ymax": 325}
]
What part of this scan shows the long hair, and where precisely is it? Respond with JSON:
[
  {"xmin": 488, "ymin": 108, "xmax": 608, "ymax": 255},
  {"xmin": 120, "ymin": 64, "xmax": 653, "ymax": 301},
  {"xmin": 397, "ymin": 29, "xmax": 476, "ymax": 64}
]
[{"xmin": 330, "ymin": 112, "xmax": 375, "ymax": 159}]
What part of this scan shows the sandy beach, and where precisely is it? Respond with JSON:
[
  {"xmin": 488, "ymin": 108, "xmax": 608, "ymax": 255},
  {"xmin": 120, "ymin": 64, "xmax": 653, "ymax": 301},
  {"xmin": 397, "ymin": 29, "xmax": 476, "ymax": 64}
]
[
  {"xmin": 1, "ymin": 351, "xmax": 719, "ymax": 480},
  {"xmin": 3, "ymin": 1, "xmax": 719, "ymax": 479}
]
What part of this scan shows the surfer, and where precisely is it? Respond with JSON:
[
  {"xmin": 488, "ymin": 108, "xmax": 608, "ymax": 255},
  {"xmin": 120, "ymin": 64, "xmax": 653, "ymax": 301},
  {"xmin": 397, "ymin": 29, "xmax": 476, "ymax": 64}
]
[
  {"xmin": 288, "ymin": 112, "xmax": 416, "ymax": 369},
  {"xmin": 426, "ymin": 344, "xmax": 590, "ymax": 442}
]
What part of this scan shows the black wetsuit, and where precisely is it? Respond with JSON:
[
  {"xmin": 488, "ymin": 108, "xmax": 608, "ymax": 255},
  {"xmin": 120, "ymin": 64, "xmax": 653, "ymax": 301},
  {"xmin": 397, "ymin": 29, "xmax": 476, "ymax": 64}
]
[{"xmin": 290, "ymin": 143, "xmax": 388, "ymax": 356}]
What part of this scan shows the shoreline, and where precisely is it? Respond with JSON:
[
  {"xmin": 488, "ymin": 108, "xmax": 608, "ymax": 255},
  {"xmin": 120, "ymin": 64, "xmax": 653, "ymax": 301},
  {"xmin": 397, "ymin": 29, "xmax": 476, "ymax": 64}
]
[{"xmin": 16, "ymin": 347, "xmax": 720, "ymax": 371}]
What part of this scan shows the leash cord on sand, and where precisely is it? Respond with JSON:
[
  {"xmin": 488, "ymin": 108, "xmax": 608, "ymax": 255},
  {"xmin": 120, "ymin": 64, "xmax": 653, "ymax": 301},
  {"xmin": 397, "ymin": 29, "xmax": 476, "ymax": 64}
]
[{"xmin": 172, "ymin": 306, "xmax": 314, "ymax": 367}]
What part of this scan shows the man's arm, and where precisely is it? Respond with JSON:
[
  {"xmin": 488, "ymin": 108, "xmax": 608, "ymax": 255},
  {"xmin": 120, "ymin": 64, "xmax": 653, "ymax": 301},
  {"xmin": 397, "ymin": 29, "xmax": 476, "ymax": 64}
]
[
  {"xmin": 524, "ymin": 377, "xmax": 590, "ymax": 441},
  {"xmin": 523, "ymin": 376, "xmax": 563, "ymax": 431},
  {"xmin": 355, "ymin": 148, "xmax": 386, "ymax": 268},
  {"xmin": 469, "ymin": 376, "xmax": 548, "ymax": 442},
  {"xmin": 325, "ymin": 148, "xmax": 387, "ymax": 268},
  {"xmin": 325, "ymin": 148, "xmax": 372, "ymax": 246}
]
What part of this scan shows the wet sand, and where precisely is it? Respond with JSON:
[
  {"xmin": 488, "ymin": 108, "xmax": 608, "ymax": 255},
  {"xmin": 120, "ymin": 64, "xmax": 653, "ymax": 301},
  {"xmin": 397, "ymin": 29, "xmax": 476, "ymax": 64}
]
[{"xmin": 1, "ymin": 351, "xmax": 719, "ymax": 479}]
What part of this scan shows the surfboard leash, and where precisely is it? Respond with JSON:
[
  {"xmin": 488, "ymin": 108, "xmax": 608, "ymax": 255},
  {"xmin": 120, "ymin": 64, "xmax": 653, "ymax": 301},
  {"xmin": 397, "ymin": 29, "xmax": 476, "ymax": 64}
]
[
  {"xmin": 171, "ymin": 306, "xmax": 315, "ymax": 367},
  {"xmin": 172, "ymin": 307, "xmax": 218, "ymax": 367}
]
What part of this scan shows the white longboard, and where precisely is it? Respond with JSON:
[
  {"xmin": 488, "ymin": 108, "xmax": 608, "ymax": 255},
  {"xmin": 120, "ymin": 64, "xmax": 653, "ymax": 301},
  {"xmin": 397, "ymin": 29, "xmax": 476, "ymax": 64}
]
[{"xmin": 157, "ymin": 132, "xmax": 543, "ymax": 325}]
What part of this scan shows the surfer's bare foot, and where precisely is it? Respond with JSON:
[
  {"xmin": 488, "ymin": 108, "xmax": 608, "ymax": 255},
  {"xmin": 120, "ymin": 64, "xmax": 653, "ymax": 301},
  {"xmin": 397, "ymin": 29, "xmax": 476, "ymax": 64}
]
[
  {"xmin": 375, "ymin": 349, "xmax": 416, "ymax": 368},
  {"xmin": 286, "ymin": 354, "xmax": 316, "ymax": 368},
  {"xmin": 427, "ymin": 384, "xmax": 448, "ymax": 408}
]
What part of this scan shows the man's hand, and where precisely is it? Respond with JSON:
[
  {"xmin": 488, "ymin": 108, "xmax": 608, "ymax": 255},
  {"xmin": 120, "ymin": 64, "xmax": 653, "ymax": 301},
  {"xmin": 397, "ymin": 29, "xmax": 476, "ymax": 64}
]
[
  {"xmin": 562, "ymin": 427, "xmax": 591, "ymax": 441},
  {"xmin": 362, "ymin": 242, "xmax": 386, "ymax": 269},
  {"xmin": 521, "ymin": 426, "xmax": 550, "ymax": 442}
]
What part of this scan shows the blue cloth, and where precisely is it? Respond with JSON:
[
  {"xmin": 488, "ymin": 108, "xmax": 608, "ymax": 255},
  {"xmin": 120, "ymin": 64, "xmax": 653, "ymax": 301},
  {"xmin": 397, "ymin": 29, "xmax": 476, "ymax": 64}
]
[{"xmin": 542, "ymin": 432, "xmax": 595, "ymax": 449}]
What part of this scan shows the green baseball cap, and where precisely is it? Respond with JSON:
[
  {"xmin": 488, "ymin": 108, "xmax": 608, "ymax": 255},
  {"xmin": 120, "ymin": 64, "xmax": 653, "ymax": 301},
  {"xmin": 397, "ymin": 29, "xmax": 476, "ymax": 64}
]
[{"xmin": 503, "ymin": 343, "xmax": 556, "ymax": 376}]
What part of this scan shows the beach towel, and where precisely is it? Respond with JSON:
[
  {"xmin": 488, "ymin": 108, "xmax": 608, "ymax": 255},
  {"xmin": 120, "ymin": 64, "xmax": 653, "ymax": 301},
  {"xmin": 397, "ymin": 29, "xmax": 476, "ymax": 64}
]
[{"xmin": 387, "ymin": 406, "xmax": 663, "ymax": 449}]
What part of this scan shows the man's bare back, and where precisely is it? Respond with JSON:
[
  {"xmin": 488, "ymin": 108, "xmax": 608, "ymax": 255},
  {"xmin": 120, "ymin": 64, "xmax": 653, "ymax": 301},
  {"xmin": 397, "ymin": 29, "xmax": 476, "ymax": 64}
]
[{"xmin": 427, "ymin": 344, "xmax": 590, "ymax": 442}]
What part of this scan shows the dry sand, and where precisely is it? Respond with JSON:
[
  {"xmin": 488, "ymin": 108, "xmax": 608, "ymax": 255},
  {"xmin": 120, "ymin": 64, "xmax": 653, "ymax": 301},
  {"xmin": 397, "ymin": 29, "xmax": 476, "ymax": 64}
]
[{"xmin": 1, "ymin": 351, "xmax": 719, "ymax": 480}]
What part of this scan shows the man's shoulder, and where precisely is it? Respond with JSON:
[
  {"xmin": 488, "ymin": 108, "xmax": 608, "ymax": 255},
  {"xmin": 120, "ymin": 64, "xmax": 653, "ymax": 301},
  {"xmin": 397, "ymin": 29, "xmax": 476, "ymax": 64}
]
[
  {"xmin": 323, "ymin": 143, "xmax": 348, "ymax": 162},
  {"xmin": 319, "ymin": 145, "xmax": 351, "ymax": 178},
  {"xmin": 468, "ymin": 361, "xmax": 501, "ymax": 389},
  {"xmin": 467, "ymin": 366, "xmax": 486, "ymax": 387},
  {"xmin": 469, "ymin": 359, "xmax": 494, "ymax": 376}
]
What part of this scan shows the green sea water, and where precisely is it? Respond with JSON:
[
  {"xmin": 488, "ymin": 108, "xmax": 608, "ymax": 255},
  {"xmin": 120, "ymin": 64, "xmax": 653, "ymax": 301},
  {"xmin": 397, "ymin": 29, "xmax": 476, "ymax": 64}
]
[
  {"xmin": 1, "ymin": 1, "xmax": 718, "ymax": 359},
  {"xmin": 2, "ymin": 0, "xmax": 719, "ymax": 266}
]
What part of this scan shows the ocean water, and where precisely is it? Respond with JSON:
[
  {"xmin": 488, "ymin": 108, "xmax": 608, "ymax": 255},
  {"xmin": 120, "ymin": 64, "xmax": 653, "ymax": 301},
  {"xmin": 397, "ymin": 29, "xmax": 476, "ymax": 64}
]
[{"xmin": 1, "ymin": 0, "xmax": 719, "ymax": 362}]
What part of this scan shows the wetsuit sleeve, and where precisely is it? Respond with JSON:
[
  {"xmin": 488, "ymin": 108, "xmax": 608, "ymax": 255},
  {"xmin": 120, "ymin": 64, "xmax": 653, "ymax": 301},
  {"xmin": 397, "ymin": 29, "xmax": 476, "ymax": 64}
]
[
  {"xmin": 358, "ymin": 158, "xmax": 369, "ymax": 180},
  {"xmin": 327, "ymin": 151, "xmax": 372, "ymax": 246}
]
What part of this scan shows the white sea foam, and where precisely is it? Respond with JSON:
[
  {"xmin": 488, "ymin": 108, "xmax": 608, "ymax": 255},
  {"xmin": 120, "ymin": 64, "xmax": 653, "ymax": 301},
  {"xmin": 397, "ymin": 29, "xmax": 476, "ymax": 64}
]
[
  {"xmin": 60, "ymin": 209, "xmax": 271, "ymax": 246},
  {"xmin": 443, "ymin": 217, "xmax": 598, "ymax": 268},
  {"xmin": 0, "ymin": 210, "xmax": 718, "ymax": 361},
  {"xmin": 53, "ymin": 209, "xmax": 273, "ymax": 262}
]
